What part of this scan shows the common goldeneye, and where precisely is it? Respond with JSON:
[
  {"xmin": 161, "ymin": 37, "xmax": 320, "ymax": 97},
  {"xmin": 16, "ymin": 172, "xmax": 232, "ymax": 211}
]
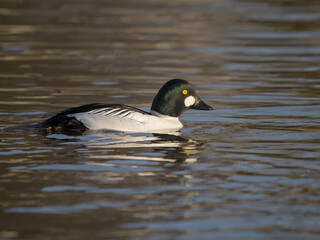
[{"xmin": 40, "ymin": 79, "xmax": 213, "ymax": 134}]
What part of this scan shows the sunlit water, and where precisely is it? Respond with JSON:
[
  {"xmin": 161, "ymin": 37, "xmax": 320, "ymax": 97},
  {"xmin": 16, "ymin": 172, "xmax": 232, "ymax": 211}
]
[{"xmin": 0, "ymin": 0, "xmax": 319, "ymax": 239}]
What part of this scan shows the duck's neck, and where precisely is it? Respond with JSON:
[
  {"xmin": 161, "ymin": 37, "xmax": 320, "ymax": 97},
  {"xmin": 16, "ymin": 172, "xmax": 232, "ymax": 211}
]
[{"xmin": 150, "ymin": 110, "xmax": 180, "ymax": 121}]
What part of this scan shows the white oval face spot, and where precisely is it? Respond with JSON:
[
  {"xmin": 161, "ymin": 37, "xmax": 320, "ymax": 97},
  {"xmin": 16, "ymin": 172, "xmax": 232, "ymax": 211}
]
[{"xmin": 184, "ymin": 95, "xmax": 196, "ymax": 107}]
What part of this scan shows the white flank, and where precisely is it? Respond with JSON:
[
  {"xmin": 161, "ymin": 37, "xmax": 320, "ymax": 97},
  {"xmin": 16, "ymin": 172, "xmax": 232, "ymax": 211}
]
[
  {"xmin": 184, "ymin": 96, "xmax": 196, "ymax": 107},
  {"xmin": 67, "ymin": 109, "xmax": 183, "ymax": 133}
]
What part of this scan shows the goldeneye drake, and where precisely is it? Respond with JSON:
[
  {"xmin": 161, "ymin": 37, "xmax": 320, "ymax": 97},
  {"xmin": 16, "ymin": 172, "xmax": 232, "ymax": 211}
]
[{"xmin": 40, "ymin": 79, "xmax": 213, "ymax": 134}]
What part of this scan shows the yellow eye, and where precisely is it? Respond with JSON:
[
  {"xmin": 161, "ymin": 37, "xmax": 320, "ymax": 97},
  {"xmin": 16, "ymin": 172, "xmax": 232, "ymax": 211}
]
[{"xmin": 182, "ymin": 89, "xmax": 188, "ymax": 95}]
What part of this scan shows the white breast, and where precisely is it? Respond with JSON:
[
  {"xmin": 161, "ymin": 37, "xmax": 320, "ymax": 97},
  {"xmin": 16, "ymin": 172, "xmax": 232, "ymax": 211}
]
[{"xmin": 67, "ymin": 108, "xmax": 183, "ymax": 133}]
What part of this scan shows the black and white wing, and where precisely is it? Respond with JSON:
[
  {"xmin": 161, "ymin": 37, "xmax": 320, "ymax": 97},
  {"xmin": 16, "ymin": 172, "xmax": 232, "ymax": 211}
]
[
  {"xmin": 41, "ymin": 103, "xmax": 151, "ymax": 132},
  {"xmin": 86, "ymin": 105, "xmax": 147, "ymax": 119},
  {"xmin": 65, "ymin": 104, "xmax": 152, "ymax": 130},
  {"xmin": 67, "ymin": 104, "xmax": 151, "ymax": 120}
]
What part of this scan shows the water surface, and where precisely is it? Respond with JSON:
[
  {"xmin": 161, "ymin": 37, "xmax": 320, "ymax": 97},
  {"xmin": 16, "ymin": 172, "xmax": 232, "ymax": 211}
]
[{"xmin": 0, "ymin": 0, "xmax": 319, "ymax": 239}]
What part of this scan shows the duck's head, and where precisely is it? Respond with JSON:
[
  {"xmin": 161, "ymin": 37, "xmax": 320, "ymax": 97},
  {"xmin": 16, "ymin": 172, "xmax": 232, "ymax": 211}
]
[{"xmin": 151, "ymin": 79, "xmax": 213, "ymax": 117}]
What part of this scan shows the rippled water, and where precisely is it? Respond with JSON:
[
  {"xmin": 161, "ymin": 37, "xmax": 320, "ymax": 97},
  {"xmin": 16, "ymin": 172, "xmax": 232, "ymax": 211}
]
[{"xmin": 1, "ymin": 0, "xmax": 320, "ymax": 239}]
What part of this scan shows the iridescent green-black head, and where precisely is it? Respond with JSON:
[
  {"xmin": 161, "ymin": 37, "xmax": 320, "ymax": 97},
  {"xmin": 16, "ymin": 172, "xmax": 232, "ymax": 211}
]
[{"xmin": 151, "ymin": 79, "xmax": 213, "ymax": 117}]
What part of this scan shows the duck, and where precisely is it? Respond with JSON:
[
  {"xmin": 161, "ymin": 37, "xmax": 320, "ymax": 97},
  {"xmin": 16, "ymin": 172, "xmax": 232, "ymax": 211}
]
[{"xmin": 40, "ymin": 79, "xmax": 213, "ymax": 134}]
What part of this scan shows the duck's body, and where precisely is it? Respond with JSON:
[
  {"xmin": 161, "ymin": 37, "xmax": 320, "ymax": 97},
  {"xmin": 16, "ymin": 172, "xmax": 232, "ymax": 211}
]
[
  {"xmin": 40, "ymin": 79, "xmax": 212, "ymax": 134},
  {"xmin": 42, "ymin": 103, "xmax": 183, "ymax": 133}
]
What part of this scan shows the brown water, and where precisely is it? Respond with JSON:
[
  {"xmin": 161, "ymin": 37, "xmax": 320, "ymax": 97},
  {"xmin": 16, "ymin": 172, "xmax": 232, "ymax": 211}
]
[{"xmin": 1, "ymin": 0, "xmax": 320, "ymax": 239}]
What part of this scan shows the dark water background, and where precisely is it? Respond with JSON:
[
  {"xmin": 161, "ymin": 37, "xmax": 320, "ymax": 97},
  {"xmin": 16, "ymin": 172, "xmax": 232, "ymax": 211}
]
[{"xmin": 0, "ymin": 0, "xmax": 319, "ymax": 239}]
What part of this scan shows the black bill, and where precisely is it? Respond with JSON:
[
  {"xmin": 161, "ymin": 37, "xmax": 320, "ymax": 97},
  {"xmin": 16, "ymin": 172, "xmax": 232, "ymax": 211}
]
[{"xmin": 190, "ymin": 96, "xmax": 213, "ymax": 110}]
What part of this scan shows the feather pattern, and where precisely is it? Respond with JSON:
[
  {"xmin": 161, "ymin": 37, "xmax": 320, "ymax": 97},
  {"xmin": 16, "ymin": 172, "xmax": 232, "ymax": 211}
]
[
  {"xmin": 84, "ymin": 107, "xmax": 146, "ymax": 121},
  {"xmin": 63, "ymin": 104, "xmax": 182, "ymax": 132}
]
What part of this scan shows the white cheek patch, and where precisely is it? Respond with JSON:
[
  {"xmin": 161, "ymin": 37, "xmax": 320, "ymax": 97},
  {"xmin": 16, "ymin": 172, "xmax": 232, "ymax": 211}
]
[{"xmin": 184, "ymin": 95, "xmax": 196, "ymax": 107}]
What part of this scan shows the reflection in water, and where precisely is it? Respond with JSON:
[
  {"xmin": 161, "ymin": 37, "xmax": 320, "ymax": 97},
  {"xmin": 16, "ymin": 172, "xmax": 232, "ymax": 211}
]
[{"xmin": 48, "ymin": 130, "xmax": 200, "ymax": 163}]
